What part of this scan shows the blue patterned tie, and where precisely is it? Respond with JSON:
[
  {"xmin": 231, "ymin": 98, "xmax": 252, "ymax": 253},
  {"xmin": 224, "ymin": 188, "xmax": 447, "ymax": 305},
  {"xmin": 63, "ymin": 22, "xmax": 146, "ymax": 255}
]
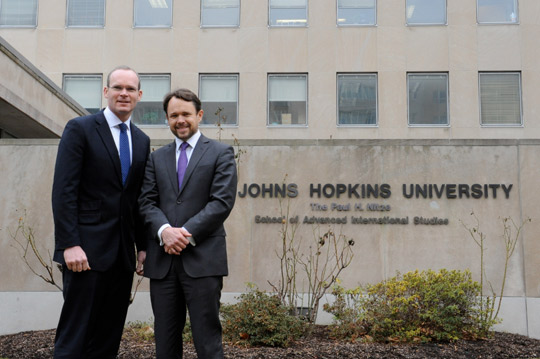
[
  {"xmin": 119, "ymin": 123, "xmax": 130, "ymax": 185},
  {"xmin": 177, "ymin": 142, "xmax": 189, "ymax": 189}
]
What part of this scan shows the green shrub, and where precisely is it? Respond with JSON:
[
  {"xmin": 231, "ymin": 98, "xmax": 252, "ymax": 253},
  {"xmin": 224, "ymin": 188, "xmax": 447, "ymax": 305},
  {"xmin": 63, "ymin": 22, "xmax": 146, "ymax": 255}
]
[
  {"xmin": 323, "ymin": 283, "xmax": 365, "ymax": 341},
  {"xmin": 221, "ymin": 286, "xmax": 307, "ymax": 347},
  {"xmin": 124, "ymin": 318, "xmax": 193, "ymax": 343},
  {"xmin": 359, "ymin": 269, "xmax": 497, "ymax": 342},
  {"xmin": 182, "ymin": 316, "xmax": 193, "ymax": 343},
  {"xmin": 125, "ymin": 321, "xmax": 154, "ymax": 342}
]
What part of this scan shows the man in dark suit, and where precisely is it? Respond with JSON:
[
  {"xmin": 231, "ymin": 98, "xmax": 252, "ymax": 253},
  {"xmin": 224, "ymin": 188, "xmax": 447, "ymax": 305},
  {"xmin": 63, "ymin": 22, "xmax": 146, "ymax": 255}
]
[
  {"xmin": 51, "ymin": 66, "xmax": 150, "ymax": 359},
  {"xmin": 138, "ymin": 88, "xmax": 237, "ymax": 359}
]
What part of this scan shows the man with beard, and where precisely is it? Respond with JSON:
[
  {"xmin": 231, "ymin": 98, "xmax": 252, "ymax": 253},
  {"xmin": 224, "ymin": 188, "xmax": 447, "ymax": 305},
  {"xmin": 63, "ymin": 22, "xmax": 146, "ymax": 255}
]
[{"xmin": 138, "ymin": 88, "xmax": 237, "ymax": 359}]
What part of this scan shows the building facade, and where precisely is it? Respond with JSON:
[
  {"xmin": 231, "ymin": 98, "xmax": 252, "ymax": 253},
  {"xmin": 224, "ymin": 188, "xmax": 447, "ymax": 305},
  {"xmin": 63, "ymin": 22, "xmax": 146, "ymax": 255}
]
[
  {"xmin": 1, "ymin": 0, "xmax": 540, "ymax": 338},
  {"xmin": 0, "ymin": 0, "xmax": 537, "ymax": 141}
]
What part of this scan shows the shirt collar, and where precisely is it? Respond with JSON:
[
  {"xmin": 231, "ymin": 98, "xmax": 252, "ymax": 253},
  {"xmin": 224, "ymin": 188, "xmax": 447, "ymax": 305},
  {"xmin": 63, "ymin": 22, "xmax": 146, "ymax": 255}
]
[
  {"xmin": 175, "ymin": 130, "xmax": 201, "ymax": 152},
  {"xmin": 104, "ymin": 107, "xmax": 131, "ymax": 130}
]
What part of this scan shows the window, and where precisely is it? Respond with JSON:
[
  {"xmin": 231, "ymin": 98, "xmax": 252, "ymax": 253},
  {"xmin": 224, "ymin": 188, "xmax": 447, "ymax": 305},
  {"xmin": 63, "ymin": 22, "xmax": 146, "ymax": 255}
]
[
  {"xmin": 269, "ymin": 0, "xmax": 307, "ymax": 27},
  {"xmin": 0, "ymin": 0, "xmax": 38, "ymax": 27},
  {"xmin": 407, "ymin": 73, "xmax": 449, "ymax": 126},
  {"xmin": 132, "ymin": 74, "xmax": 170, "ymax": 125},
  {"xmin": 134, "ymin": 0, "xmax": 172, "ymax": 27},
  {"xmin": 63, "ymin": 75, "xmax": 103, "ymax": 114},
  {"xmin": 406, "ymin": 0, "xmax": 446, "ymax": 25},
  {"xmin": 337, "ymin": 0, "xmax": 376, "ymax": 26},
  {"xmin": 201, "ymin": 0, "xmax": 240, "ymax": 27},
  {"xmin": 337, "ymin": 74, "xmax": 377, "ymax": 126},
  {"xmin": 479, "ymin": 72, "xmax": 522, "ymax": 126},
  {"xmin": 199, "ymin": 74, "xmax": 239, "ymax": 126},
  {"xmin": 66, "ymin": 0, "xmax": 105, "ymax": 27},
  {"xmin": 477, "ymin": 0, "xmax": 518, "ymax": 24},
  {"xmin": 268, "ymin": 74, "xmax": 307, "ymax": 126}
]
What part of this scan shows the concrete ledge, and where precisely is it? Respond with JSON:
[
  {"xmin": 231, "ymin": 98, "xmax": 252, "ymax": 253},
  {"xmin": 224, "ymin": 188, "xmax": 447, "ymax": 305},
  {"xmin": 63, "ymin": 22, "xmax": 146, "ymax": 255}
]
[
  {"xmin": 493, "ymin": 296, "xmax": 528, "ymax": 336},
  {"xmin": 527, "ymin": 298, "xmax": 540, "ymax": 339},
  {"xmin": 0, "ymin": 36, "xmax": 86, "ymax": 117},
  {"xmin": 0, "ymin": 292, "xmax": 245, "ymax": 336},
  {"xmin": 0, "ymin": 292, "xmax": 63, "ymax": 335},
  {"xmin": 1, "ymin": 292, "xmax": 538, "ymax": 338}
]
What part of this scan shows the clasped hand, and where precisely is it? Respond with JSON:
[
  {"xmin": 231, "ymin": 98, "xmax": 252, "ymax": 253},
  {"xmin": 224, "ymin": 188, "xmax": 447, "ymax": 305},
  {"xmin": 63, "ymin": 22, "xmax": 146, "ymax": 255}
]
[{"xmin": 162, "ymin": 227, "xmax": 191, "ymax": 255}]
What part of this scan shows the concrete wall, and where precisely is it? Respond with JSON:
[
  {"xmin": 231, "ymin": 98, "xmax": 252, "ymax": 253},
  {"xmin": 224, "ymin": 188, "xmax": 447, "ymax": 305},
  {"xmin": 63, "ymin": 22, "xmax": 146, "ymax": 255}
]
[
  {"xmin": 1, "ymin": 138, "xmax": 540, "ymax": 337},
  {"xmin": 0, "ymin": 37, "xmax": 86, "ymax": 138}
]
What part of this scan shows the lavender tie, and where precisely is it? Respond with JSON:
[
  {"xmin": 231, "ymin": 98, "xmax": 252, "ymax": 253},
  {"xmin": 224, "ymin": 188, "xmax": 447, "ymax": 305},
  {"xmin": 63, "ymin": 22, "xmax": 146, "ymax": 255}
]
[{"xmin": 177, "ymin": 142, "xmax": 189, "ymax": 189}]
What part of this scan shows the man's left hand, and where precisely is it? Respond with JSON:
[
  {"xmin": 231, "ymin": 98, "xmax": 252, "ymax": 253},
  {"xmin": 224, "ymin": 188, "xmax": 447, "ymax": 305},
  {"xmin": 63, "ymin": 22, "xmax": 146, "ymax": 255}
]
[{"xmin": 136, "ymin": 250, "xmax": 146, "ymax": 275}]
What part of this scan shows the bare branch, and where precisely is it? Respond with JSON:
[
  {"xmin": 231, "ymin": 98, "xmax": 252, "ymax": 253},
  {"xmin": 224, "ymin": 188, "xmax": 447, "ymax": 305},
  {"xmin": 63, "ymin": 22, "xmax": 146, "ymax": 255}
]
[{"xmin": 9, "ymin": 212, "xmax": 62, "ymax": 291}]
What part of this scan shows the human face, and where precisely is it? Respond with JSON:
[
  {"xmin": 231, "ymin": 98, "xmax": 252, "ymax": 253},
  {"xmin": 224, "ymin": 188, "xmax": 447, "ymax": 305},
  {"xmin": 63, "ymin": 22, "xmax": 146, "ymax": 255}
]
[
  {"xmin": 166, "ymin": 97, "xmax": 203, "ymax": 141},
  {"xmin": 103, "ymin": 69, "xmax": 142, "ymax": 122}
]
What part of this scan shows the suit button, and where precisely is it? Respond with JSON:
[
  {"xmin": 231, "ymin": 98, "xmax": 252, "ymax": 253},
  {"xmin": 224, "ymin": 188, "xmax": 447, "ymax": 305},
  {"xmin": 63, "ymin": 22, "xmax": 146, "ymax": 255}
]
[{"xmin": 176, "ymin": 200, "xmax": 181, "ymax": 205}]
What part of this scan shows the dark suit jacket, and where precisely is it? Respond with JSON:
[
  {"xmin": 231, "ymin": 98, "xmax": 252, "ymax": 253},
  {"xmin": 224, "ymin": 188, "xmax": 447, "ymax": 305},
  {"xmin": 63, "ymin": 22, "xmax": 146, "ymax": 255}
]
[
  {"xmin": 52, "ymin": 111, "xmax": 150, "ymax": 272},
  {"xmin": 139, "ymin": 134, "xmax": 237, "ymax": 279}
]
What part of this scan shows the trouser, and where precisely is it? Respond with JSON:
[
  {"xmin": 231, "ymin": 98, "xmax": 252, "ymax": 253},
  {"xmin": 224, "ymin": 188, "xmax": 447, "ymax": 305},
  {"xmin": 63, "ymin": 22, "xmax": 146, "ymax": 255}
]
[
  {"xmin": 150, "ymin": 256, "xmax": 224, "ymax": 359},
  {"xmin": 53, "ymin": 262, "xmax": 133, "ymax": 359}
]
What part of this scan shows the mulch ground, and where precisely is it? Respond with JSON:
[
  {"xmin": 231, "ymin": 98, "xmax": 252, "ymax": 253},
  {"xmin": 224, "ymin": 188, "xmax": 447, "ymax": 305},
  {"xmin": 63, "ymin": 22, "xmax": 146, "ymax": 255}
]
[{"xmin": 1, "ymin": 326, "xmax": 540, "ymax": 358}]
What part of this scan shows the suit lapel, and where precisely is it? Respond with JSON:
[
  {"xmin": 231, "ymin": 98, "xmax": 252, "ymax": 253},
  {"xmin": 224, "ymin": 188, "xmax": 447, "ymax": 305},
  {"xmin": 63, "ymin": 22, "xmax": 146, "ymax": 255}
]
[
  {"xmin": 95, "ymin": 112, "xmax": 122, "ymax": 184},
  {"xmin": 131, "ymin": 124, "xmax": 146, "ymax": 164},
  {"xmin": 178, "ymin": 135, "xmax": 210, "ymax": 197},
  {"xmin": 164, "ymin": 142, "xmax": 179, "ymax": 196}
]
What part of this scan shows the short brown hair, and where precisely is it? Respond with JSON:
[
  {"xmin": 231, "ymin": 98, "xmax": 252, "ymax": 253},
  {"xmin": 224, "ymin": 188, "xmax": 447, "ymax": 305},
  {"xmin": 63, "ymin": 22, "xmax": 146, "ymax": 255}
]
[
  {"xmin": 163, "ymin": 88, "xmax": 202, "ymax": 114},
  {"xmin": 106, "ymin": 65, "xmax": 141, "ymax": 90}
]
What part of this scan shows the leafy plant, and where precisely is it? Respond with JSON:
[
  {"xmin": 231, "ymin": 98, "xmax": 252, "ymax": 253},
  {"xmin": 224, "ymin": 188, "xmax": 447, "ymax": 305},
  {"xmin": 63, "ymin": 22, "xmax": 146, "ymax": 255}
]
[
  {"xmin": 323, "ymin": 281, "xmax": 365, "ymax": 341},
  {"xmin": 359, "ymin": 269, "xmax": 496, "ymax": 342},
  {"xmin": 124, "ymin": 321, "xmax": 155, "ymax": 342},
  {"xmin": 124, "ymin": 318, "xmax": 193, "ymax": 343},
  {"xmin": 182, "ymin": 316, "xmax": 193, "ymax": 343},
  {"xmin": 221, "ymin": 285, "xmax": 307, "ymax": 347}
]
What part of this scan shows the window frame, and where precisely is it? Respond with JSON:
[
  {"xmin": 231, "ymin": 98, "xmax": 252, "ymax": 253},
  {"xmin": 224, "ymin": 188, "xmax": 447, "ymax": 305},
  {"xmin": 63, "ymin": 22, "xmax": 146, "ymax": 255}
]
[
  {"xmin": 200, "ymin": 0, "xmax": 240, "ymax": 28},
  {"xmin": 133, "ymin": 0, "xmax": 173, "ymax": 28},
  {"xmin": 62, "ymin": 74, "xmax": 104, "ymax": 114},
  {"xmin": 336, "ymin": 73, "xmax": 378, "ymax": 127},
  {"xmin": 407, "ymin": 72, "xmax": 450, "ymax": 127},
  {"xmin": 0, "ymin": 0, "xmax": 38, "ymax": 28},
  {"xmin": 198, "ymin": 73, "xmax": 240, "ymax": 127},
  {"xmin": 336, "ymin": 0, "xmax": 377, "ymax": 27},
  {"xmin": 478, "ymin": 71, "xmax": 523, "ymax": 127},
  {"xmin": 66, "ymin": 0, "xmax": 106, "ymax": 28},
  {"xmin": 405, "ymin": 0, "xmax": 447, "ymax": 26},
  {"xmin": 267, "ymin": 73, "xmax": 308, "ymax": 127},
  {"xmin": 476, "ymin": 0, "xmax": 519, "ymax": 25},
  {"xmin": 268, "ymin": 0, "xmax": 308, "ymax": 28},
  {"xmin": 132, "ymin": 73, "xmax": 171, "ymax": 126}
]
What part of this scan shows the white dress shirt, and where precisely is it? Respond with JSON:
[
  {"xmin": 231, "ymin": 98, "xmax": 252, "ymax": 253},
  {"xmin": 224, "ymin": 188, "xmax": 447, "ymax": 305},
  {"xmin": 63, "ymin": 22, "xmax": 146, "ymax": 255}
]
[
  {"xmin": 104, "ymin": 107, "xmax": 132, "ymax": 162},
  {"xmin": 174, "ymin": 130, "xmax": 201, "ymax": 170},
  {"xmin": 157, "ymin": 131, "xmax": 202, "ymax": 247}
]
